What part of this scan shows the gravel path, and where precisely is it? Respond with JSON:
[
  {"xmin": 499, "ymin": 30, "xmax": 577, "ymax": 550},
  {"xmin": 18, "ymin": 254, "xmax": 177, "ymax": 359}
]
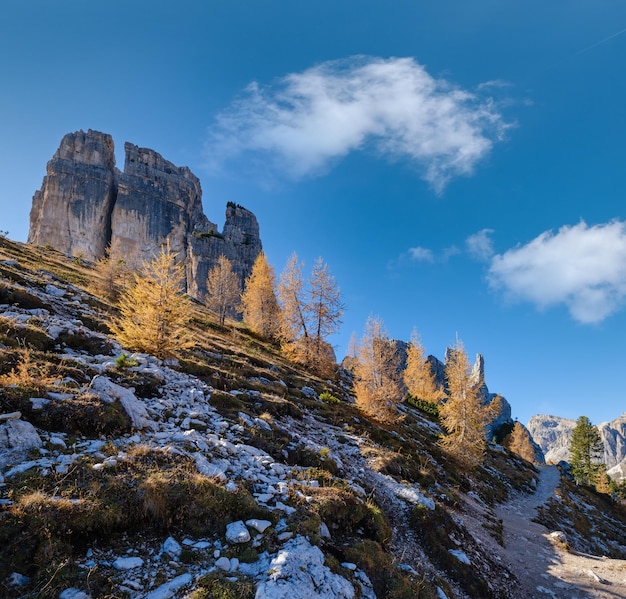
[{"xmin": 496, "ymin": 466, "xmax": 626, "ymax": 598}]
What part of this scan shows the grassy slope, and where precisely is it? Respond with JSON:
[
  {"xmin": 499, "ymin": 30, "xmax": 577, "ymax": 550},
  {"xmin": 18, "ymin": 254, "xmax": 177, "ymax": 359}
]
[{"xmin": 3, "ymin": 235, "xmax": 618, "ymax": 599}]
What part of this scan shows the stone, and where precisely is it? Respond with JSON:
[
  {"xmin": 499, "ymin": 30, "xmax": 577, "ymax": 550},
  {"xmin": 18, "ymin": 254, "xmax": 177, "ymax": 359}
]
[
  {"xmin": 0, "ymin": 419, "xmax": 42, "ymax": 452},
  {"xmin": 113, "ymin": 556, "xmax": 144, "ymax": 570},
  {"xmin": 28, "ymin": 130, "xmax": 262, "ymax": 300},
  {"xmin": 225, "ymin": 521, "xmax": 251, "ymax": 544},
  {"xmin": 162, "ymin": 537, "xmax": 182, "ymax": 557},
  {"xmin": 448, "ymin": 549, "xmax": 470, "ymax": 565},
  {"xmin": 245, "ymin": 518, "xmax": 272, "ymax": 533},
  {"xmin": 89, "ymin": 375, "xmax": 154, "ymax": 430},
  {"xmin": 59, "ymin": 589, "xmax": 91, "ymax": 599},
  {"xmin": 143, "ymin": 573, "xmax": 192, "ymax": 599},
  {"xmin": 255, "ymin": 536, "xmax": 355, "ymax": 599},
  {"xmin": 0, "ymin": 412, "xmax": 21, "ymax": 421},
  {"xmin": 215, "ymin": 557, "xmax": 231, "ymax": 571},
  {"xmin": 7, "ymin": 572, "xmax": 29, "ymax": 586}
]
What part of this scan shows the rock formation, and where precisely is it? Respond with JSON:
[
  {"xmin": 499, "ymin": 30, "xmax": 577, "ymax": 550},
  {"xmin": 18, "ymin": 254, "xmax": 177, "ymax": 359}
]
[
  {"xmin": 527, "ymin": 415, "xmax": 576, "ymax": 464},
  {"xmin": 28, "ymin": 130, "xmax": 262, "ymax": 298},
  {"xmin": 528, "ymin": 412, "xmax": 626, "ymax": 480}
]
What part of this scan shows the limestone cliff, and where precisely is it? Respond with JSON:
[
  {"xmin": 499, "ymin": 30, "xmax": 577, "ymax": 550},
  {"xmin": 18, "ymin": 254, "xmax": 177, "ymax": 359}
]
[
  {"xmin": 528, "ymin": 413, "xmax": 626, "ymax": 480},
  {"xmin": 28, "ymin": 130, "xmax": 262, "ymax": 298},
  {"xmin": 527, "ymin": 415, "xmax": 576, "ymax": 464},
  {"xmin": 28, "ymin": 130, "xmax": 116, "ymax": 260}
]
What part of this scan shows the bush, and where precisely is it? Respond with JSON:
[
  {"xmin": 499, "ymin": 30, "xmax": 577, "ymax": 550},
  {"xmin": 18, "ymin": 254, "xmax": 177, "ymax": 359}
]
[
  {"xmin": 319, "ymin": 391, "xmax": 340, "ymax": 404},
  {"xmin": 115, "ymin": 352, "xmax": 139, "ymax": 369},
  {"xmin": 406, "ymin": 394, "xmax": 439, "ymax": 419}
]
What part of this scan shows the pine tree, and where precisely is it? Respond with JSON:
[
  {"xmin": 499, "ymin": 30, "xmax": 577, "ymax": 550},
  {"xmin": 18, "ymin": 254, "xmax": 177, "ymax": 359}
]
[
  {"xmin": 205, "ymin": 255, "xmax": 241, "ymax": 326},
  {"xmin": 569, "ymin": 416, "xmax": 605, "ymax": 486},
  {"xmin": 354, "ymin": 315, "xmax": 403, "ymax": 422},
  {"xmin": 403, "ymin": 329, "xmax": 445, "ymax": 403},
  {"xmin": 112, "ymin": 241, "xmax": 191, "ymax": 359},
  {"xmin": 439, "ymin": 340, "xmax": 500, "ymax": 466},
  {"xmin": 241, "ymin": 252, "xmax": 280, "ymax": 338}
]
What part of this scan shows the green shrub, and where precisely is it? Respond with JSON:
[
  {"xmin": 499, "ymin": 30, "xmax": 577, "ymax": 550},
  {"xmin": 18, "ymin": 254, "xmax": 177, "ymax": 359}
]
[
  {"xmin": 406, "ymin": 394, "xmax": 439, "ymax": 419},
  {"xmin": 115, "ymin": 352, "xmax": 139, "ymax": 369},
  {"xmin": 319, "ymin": 391, "xmax": 340, "ymax": 404}
]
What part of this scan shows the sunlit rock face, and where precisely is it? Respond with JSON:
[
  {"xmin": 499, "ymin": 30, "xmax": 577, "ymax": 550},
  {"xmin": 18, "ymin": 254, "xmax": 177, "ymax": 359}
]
[{"xmin": 28, "ymin": 130, "xmax": 262, "ymax": 298}]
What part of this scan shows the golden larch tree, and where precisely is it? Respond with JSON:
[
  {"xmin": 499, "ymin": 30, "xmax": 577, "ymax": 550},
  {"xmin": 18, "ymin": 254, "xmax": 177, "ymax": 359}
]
[
  {"xmin": 308, "ymin": 257, "xmax": 343, "ymax": 372},
  {"xmin": 241, "ymin": 252, "xmax": 281, "ymax": 338},
  {"xmin": 205, "ymin": 255, "xmax": 241, "ymax": 326},
  {"xmin": 403, "ymin": 329, "xmax": 445, "ymax": 403},
  {"xmin": 354, "ymin": 315, "xmax": 403, "ymax": 423},
  {"xmin": 91, "ymin": 239, "xmax": 129, "ymax": 302},
  {"xmin": 439, "ymin": 340, "xmax": 500, "ymax": 466},
  {"xmin": 277, "ymin": 252, "xmax": 309, "ymax": 347},
  {"xmin": 112, "ymin": 241, "xmax": 192, "ymax": 359}
]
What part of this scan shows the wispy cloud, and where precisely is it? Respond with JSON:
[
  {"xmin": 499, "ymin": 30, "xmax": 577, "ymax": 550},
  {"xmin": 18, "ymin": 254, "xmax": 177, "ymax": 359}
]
[
  {"xmin": 207, "ymin": 56, "xmax": 510, "ymax": 192},
  {"xmin": 466, "ymin": 228, "xmax": 495, "ymax": 261},
  {"xmin": 408, "ymin": 246, "xmax": 435, "ymax": 262},
  {"xmin": 488, "ymin": 221, "xmax": 626, "ymax": 324}
]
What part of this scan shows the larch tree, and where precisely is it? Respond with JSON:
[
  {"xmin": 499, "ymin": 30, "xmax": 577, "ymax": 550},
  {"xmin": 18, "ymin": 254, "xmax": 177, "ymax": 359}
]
[
  {"xmin": 205, "ymin": 255, "xmax": 241, "ymax": 326},
  {"xmin": 307, "ymin": 257, "xmax": 344, "ymax": 373},
  {"xmin": 240, "ymin": 252, "xmax": 281, "ymax": 339},
  {"xmin": 439, "ymin": 340, "xmax": 500, "ymax": 467},
  {"xmin": 569, "ymin": 416, "xmax": 605, "ymax": 487},
  {"xmin": 403, "ymin": 329, "xmax": 445, "ymax": 404},
  {"xmin": 354, "ymin": 315, "xmax": 403, "ymax": 423},
  {"xmin": 277, "ymin": 252, "xmax": 309, "ymax": 349},
  {"xmin": 277, "ymin": 253, "xmax": 343, "ymax": 374},
  {"xmin": 112, "ymin": 241, "xmax": 191, "ymax": 359},
  {"xmin": 91, "ymin": 239, "xmax": 129, "ymax": 302}
]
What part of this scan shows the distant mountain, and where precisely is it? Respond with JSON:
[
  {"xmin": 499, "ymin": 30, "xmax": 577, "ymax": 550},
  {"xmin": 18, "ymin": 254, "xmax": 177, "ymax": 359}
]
[{"xmin": 528, "ymin": 413, "xmax": 626, "ymax": 481}]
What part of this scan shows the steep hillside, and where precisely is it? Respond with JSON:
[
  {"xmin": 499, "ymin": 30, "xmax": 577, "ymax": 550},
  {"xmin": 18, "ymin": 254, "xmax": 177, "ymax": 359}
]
[{"xmin": 1, "ymin": 235, "xmax": 625, "ymax": 599}]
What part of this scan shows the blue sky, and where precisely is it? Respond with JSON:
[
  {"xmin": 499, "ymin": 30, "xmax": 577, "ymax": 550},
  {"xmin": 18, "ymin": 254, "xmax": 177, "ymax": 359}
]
[{"xmin": 2, "ymin": 0, "xmax": 626, "ymax": 426}]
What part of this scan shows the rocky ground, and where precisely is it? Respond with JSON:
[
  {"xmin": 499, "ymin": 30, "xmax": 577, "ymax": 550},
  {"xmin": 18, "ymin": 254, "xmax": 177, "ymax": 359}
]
[{"xmin": 1, "ymin": 236, "xmax": 626, "ymax": 598}]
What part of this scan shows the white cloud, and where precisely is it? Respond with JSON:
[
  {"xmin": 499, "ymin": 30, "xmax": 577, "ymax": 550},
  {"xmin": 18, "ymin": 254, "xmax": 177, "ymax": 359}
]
[
  {"xmin": 488, "ymin": 221, "xmax": 626, "ymax": 323},
  {"xmin": 408, "ymin": 246, "xmax": 435, "ymax": 262},
  {"xmin": 207, "ymin": 56, "xmax": 510, "ymax": 192},
  {"xmin": 466, "ymin": 228, "xmax": 495, "ymax": 261}
]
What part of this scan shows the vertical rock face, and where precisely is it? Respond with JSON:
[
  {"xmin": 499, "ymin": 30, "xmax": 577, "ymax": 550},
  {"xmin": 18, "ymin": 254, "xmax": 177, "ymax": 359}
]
[
  {"xmin": 28, "ymin": 130, "xmax": 117, "ymax": 260},
  {"xmin": 110, "ymin": 142, "xmax": 206, "ymax": 268},
  {"xmin": 28, "ymin": 130, "xmax": 262, "ymax": 299},
  {"xmin": 187, "ymin": 203, "xmax": 263, "ymax": 298},
  {"xmin": 527, "ymin": 415, "xmax": 576, "ymax": 464}
]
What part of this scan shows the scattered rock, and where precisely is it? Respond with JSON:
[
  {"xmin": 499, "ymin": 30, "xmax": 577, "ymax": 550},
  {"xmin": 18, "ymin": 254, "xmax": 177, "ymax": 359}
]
[
  {"xmin": 143, "ymin": 573, "xmax": 192, "ymax": 599},
  {"xmin": 246, "ymin": 518, "xmax": 272, "ymax": 533},
  {"xmin": 448, "ymin": 549, "xmax": 470, "ymax": 565},
  {"xmin": 113, "ymin": 557, "xmax": 144, "ymax": 570},
  {"xmin": 256, "ymin": 536, "xmax": 356, "ymax": 599},
  {"xmin": 225, "ymin": 521, "xmax": 251, "ymax": 544},
  {"xmin": 161, "ymin": 537, "xmax": 182, "ymax": 558}
]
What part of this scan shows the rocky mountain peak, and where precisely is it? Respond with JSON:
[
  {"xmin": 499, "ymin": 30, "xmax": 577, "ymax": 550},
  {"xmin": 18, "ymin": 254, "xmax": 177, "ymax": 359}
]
[{"xmin": 28, "ymin": 130, "xmax": 262, "ymax": 298}]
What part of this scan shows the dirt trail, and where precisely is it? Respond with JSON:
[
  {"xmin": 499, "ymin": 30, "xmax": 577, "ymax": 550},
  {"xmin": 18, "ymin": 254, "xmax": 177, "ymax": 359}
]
[{"xmin": 496, "ymin": 466, "xmax": 626, "ymax": 598}]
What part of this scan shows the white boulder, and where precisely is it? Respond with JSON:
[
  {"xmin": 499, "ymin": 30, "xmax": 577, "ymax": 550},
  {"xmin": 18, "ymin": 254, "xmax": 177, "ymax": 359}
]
[
  {"xmin": 256, "ymin": 536, "xmax": 355, "ymax": 599},
  {"xmin": 225, "ymin": 520, "xmax": 251, "ymax": 544},
  {"xmin": 89, "ymin": 375, "xmax": 154, "ymax": 430}
]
